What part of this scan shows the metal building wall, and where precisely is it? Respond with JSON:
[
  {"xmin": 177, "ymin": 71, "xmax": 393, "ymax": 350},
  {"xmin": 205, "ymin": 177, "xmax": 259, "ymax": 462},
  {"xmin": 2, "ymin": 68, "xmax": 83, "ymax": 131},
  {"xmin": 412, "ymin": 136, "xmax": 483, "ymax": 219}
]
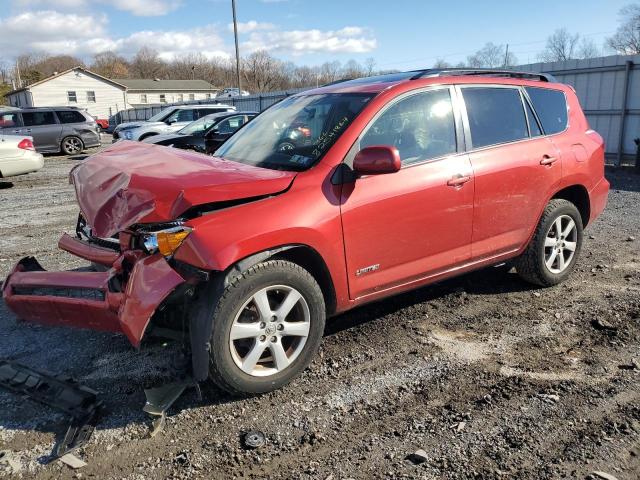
[{"xmin": 518, "ymin": 54, "xmax": 640, "ymax": 165}]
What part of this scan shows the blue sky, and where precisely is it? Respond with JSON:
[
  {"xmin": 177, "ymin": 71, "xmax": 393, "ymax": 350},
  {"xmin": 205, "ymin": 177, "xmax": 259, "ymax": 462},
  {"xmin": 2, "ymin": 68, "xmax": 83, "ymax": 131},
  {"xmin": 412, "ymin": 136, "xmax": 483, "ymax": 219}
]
[{"xmin": 0, "ymin": 0, "xmax": 632, "ymax": 69}]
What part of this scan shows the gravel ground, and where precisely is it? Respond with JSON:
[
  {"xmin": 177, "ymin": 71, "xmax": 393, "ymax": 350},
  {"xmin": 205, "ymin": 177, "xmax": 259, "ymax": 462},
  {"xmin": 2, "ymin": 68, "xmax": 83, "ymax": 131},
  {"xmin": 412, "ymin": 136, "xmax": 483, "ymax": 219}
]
[{"xmin": 0, "ymin": 140, "xmax": 639, "ymax": 479}]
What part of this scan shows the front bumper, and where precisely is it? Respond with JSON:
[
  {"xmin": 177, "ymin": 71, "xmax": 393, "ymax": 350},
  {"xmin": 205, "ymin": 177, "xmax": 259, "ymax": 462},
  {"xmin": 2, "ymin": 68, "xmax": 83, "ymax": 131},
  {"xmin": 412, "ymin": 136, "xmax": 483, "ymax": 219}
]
[{"xmin": 2, "ymin": 239, "xmax": 185, "ymax": 347}]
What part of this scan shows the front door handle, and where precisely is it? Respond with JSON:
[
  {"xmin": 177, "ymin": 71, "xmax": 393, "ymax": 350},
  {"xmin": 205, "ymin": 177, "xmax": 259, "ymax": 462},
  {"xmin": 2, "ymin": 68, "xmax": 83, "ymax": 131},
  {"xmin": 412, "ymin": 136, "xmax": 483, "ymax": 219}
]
[
  {"xmin": 447, "ymin": 174, "xmax": 472, "ymax": 187},
  {"xmin": 540, "ymin": 155, "xmax": 558, "ymax": 166}
]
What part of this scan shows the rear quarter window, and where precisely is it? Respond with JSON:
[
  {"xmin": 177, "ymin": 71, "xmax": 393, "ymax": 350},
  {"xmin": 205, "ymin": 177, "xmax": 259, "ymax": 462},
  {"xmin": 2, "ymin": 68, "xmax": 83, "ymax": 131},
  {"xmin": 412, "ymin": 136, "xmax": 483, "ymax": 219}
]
[
  {"xmin": 22, "ymin": 111, "xmax": 56, "ymax": 126},
  {"xmin": 524, "ymin": 87, "xmax": 568, "ymax": 135},
  {"xmin": 57, "ymin": 110, "xmax": 87, "ymax": 124}
]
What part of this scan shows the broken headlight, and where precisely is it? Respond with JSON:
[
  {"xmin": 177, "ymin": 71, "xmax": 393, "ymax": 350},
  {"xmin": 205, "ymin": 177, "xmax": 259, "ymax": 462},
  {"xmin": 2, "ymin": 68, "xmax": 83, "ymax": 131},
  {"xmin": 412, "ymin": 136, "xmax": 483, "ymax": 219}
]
[{"xmin": 142, "ymin": 226, "xmax": 192, "ymax": 257}]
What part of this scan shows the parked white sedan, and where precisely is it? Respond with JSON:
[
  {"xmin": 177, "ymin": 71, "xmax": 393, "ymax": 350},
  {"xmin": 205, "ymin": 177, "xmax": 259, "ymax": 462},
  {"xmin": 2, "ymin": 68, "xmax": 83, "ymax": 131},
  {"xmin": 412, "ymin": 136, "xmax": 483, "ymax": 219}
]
[{"xmin": 0, "ymin": 134, "xmax": 44, "ymax": 179}]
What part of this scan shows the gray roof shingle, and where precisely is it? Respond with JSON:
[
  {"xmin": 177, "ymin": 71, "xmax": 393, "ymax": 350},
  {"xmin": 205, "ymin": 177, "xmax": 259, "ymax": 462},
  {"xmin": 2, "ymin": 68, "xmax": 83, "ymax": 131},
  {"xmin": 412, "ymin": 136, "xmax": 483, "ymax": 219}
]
[{"xmin": 113, "ymin": 79, "xmax": 217, "ymax": 91}]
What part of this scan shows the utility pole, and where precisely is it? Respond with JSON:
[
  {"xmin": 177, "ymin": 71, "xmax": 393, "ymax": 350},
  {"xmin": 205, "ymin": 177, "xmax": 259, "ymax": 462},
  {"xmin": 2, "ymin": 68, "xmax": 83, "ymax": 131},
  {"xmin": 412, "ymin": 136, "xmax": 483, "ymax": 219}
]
[
  {"xmin": 503, "ymin": 44, "xmax": 510, "ymax": 68},
  {"xmin": 231, "ymin": 0, "xmax": 242, "ymax": 93}
]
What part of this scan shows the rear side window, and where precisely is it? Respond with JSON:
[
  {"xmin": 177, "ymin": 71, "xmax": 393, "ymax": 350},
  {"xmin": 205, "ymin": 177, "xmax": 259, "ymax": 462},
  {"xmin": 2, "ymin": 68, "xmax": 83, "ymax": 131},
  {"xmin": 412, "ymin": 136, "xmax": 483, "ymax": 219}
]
[
  {"xmin": 22, "ymin": 111, "xmax": 56, "ymax": 126},
  {"xmin": 360, "ymin": 89, "xmax": 457, "ymax": 165},
  {"xmin": 525, "ymin": 87, "xmax": 568, "ymax": 135},
  {"xmin": 57, "ymin": 110, "xmax": 86, "ymax": 124},
  {"xmin": 462, "ymin": 87, "xmax": 528, "ymax": 149}
]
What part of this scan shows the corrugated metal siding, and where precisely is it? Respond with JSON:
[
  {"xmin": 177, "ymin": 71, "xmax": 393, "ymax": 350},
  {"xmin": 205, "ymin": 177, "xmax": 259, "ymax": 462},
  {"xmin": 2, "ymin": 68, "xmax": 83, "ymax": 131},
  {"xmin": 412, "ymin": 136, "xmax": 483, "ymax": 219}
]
[
  {"xmin": 29, "ymin": 70, "xmax": 128, "ymax": 119},
  {"xmin": 518, "ymin": 54, "xmax": 640, "ymax": 163}
]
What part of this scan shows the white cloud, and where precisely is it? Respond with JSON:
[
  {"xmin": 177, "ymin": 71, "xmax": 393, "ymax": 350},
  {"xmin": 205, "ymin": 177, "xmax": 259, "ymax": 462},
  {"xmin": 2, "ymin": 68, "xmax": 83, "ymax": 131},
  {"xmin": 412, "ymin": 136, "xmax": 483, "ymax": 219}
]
[
  {"xmin": 227, "ymin": 20, "xmax": 275, "ymax": 34},
  {"xmin": 0, "ymin": 11, "xmax": 228, "ymax": 60},
  {"xmin": 14, "ymin": 0, "xmax": 183, "ymax": 16},
  {"xmin": 108, "ymin": 0, "xmax": 182, "ymax": 17},
  {"xmin": 242, "ymin": 26, "xmax": 377, "ymax": 55},
  {"xmin": 115, "ymin": 27, "xmax": 230, "ymax": 60},
  {"xmin": 0, "ymin": 10, "xmax": 377, "ymax": 61}
]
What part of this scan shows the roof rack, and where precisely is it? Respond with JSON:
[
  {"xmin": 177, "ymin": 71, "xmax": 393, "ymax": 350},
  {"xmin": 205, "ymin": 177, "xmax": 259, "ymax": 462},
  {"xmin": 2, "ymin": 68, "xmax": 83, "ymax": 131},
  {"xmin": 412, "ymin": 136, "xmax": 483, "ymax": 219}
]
[{"xmin": 410, "ymin": 68, "xmax": 556, "ymax": 82}]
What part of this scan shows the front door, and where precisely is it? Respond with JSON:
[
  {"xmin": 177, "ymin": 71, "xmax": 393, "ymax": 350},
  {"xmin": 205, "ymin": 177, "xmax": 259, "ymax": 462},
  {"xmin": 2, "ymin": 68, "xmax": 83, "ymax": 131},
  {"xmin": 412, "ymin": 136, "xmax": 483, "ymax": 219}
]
[
  {"xmin": 340, "ymin": 87, "xmax": 474, "ymax": 300},
  {"xmin": 19, "ymin": 111, "xmax": 62, "ymax": 152}
]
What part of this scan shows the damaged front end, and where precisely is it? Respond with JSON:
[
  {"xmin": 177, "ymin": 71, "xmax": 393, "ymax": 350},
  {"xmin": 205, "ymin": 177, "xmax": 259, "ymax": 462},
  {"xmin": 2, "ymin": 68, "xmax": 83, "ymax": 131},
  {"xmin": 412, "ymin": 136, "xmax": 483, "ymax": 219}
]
[{"xmin": 1, "ymin": 217, "xmax": 199, "ymax": 349}]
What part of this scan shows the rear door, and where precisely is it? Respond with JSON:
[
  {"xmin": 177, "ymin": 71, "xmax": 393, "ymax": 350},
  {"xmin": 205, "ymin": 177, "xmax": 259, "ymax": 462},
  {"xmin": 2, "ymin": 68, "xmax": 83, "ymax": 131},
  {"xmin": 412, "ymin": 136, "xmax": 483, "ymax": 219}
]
[
  {"xmin": 19, "ymin": 110, "xmax": 62, "ymax": 152},
  {"xmin": 0, "ymin": 111, "xmax": 23, "ymax": 135},
  {"xmin": 458, "ymin": 85, "xmax": 561, "ymax": 260}
]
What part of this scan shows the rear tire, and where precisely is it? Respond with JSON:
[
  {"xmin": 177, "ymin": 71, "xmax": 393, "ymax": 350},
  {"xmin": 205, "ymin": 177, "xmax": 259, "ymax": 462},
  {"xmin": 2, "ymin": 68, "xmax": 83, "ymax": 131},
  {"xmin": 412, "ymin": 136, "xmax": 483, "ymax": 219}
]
[
  {"xmin": 61, "ymin": 136, "xmax": 84, "ymax": 155},
  {"xmin": 515, "ymin": 199, "xmax": 583, "ymax": 287},
  {"xmin": 208, "ymin": 260, "xmax": 326, "ymax": 396}
]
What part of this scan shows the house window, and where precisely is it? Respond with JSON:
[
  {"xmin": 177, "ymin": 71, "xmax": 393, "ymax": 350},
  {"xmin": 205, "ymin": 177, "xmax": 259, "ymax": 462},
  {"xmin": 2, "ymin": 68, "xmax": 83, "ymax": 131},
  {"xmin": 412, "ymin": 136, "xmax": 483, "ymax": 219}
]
[
  {"xmin": 205, "ymin": 93, "xmax": 211, "ymax": 100},
  {"xmin": 188, "ymin": 93, "xmax": 195, "ymax": 101},
  {"xmin": 160, "ymin": 94, "xmax": 166, "ymax": 103},
  {"xmin": 67, "ymin": 91, "xmax": 77, "ymax": 103},
  {"xmin": 176, "ymin": 94, "xmax": 183, "ymax": 102},
  {"xmin": 86, "ymin": 91, "xmax": 96, "ymax": 102},
  {"xmin": 140, "ymin": 94, "xmax": 147, "ymax": 103}
]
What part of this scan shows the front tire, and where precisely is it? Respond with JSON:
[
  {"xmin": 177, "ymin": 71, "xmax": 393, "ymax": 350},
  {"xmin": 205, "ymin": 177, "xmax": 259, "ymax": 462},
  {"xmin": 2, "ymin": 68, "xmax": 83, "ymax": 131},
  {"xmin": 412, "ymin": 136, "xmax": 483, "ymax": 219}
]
[
  {"xmin": 515, "ymin": 199, "xmax": 583, "ymax": 287},
  {"xmin": 208, "ymin": 260, "xmax": 326, "ymax": 395}
]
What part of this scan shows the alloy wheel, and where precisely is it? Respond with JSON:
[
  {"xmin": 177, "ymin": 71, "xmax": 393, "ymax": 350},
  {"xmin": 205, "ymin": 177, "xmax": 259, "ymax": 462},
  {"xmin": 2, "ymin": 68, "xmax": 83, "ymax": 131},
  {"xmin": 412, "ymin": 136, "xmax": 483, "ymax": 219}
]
[
  {"xmin": 63, "ymin": 137, "xmax": 82, "ymax": 154},
  {"xmin": 543, "ymin": 214, "xmax": 577, "ymax": 274},
  {"xmin": 229, "ymin": 285, "xmax": 311, "ymax": 377}
]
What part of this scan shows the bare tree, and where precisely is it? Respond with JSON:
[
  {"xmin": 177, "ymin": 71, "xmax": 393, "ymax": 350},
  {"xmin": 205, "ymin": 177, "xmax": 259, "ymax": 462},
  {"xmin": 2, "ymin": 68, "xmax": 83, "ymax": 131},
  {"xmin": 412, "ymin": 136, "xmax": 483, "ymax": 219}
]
[
  {"xmin": 363, "ymin": 57, "xmax": 376, "ymax": 76},
  {"xmin": 92, "ymin": 52, "xmax": 130, "ymax": 78},
  {"xmin": 606, "ymin": 3, "xmax": 640, "ymax": 54},
  {"xmin": 539, "ymin": 28, "xmax": 581, "ymax": 62},
  {"xmin": 130, "ymin": 47, "xmax": 165, "ymax": 78},
  {"xmin": 319, "ymin": 61, "xmax": 342, "ymax": 83},
  {"xmin": 433, "ymin": 58, "xmax": 452, "ymax": 68},
  {"xmin": 467, "ymin": 43, "xmax": 517, "ymax": 68},
  {"xmin": 342, "ymin": 59, "xmax": 365, "ymax": 79},
  {"xmin": 242, "ymin": 51, "xmax": 285, "ymax": 92},
  {"xmin": 576, "ymin": 38, "xmax": 600, "ymax": 59}
]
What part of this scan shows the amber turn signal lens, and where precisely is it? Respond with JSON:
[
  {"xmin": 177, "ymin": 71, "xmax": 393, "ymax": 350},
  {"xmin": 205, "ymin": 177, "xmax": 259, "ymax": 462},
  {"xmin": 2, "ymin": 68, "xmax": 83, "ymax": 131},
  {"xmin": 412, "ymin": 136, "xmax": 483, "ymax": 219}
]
[{"xmin": 156, "ymin": 230, "xmax": 190, "ymax": 256}]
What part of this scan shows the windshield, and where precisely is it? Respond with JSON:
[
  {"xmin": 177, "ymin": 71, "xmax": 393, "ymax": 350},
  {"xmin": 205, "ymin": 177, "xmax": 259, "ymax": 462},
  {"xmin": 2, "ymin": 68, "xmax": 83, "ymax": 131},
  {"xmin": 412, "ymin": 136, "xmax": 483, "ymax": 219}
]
[
  {"xmin": 148, "ymin": 108, "xmax": 174, "ymax": 122},
  {"xmin": 215, "ymin": 93, "xmax": 374, "ymax": 171},
  {"xmin": 178, "ymin": 115, "xmax": 220, "ymax": 135}
]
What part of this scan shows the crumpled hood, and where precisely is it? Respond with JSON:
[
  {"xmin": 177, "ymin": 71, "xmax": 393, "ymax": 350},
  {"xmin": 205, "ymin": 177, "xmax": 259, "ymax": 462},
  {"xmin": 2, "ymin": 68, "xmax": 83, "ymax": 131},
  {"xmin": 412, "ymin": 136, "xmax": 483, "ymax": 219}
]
[{"xmin": 71, "ymin": 141, "xmax": 296, "ymax": 238}]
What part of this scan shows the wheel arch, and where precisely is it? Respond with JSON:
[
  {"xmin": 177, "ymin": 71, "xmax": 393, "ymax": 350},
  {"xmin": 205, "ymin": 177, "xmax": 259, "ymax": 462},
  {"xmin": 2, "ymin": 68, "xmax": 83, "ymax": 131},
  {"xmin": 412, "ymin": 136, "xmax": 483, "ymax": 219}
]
[
  {"xmin": 224, "ymin": 244, "xmax": 337, "ymax": 316},
  {"xmin": 189, "ymin": 243, "xmax": 337, "ymax": 382},
  {"xmin": 551, "ymin": 184, "xmax": 590, "ymax": 227}
]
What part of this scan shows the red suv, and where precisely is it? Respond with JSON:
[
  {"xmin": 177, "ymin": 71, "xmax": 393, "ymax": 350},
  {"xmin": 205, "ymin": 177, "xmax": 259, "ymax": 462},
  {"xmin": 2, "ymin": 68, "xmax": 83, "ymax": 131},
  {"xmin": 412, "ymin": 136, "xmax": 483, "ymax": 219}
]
[{"xmin": 3, "ymin": 69, "xmax": 609, "ymax": 395}]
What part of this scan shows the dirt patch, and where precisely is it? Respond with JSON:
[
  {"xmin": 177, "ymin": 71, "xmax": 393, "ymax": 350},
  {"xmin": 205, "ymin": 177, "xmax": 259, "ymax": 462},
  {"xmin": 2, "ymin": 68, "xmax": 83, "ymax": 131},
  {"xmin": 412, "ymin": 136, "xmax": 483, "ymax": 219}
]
[{"xmin": 0, "ymin": 148, "xmax": 639, "ymax": 479}]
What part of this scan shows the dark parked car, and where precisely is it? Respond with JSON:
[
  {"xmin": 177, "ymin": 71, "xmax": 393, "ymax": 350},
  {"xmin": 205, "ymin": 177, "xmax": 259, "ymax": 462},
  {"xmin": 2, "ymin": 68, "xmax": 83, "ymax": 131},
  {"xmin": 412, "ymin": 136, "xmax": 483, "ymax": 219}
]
[
  {"xmin": 144, "ymin": 111, "xmax": 257, "ymax": 154},
  {"xmin": 0, "ymin": 107, "xmax": 100, "ymax": 155}
]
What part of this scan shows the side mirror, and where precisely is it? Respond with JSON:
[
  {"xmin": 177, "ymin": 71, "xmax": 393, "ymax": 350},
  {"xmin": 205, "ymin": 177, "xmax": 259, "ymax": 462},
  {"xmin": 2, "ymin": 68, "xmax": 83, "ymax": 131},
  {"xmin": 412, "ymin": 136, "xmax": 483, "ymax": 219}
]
[{"xmin": 353, "ymin": 145, "xmax": 401, "ymax": 175}]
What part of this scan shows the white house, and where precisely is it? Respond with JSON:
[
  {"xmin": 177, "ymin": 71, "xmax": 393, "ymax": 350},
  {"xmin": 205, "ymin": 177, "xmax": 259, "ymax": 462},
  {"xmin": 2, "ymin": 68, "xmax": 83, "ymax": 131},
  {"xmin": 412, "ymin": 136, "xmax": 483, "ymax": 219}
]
[
  {"xmin": 4, "ymin": 67, "xmax": 220, "ymax": 120},
  {"xmin": 4, "ymin": 67, "xmax": 128, "ymax": 119},
  {"xmin": 115, "ymin": 78, "xmax": 219, "ymax": 107}
]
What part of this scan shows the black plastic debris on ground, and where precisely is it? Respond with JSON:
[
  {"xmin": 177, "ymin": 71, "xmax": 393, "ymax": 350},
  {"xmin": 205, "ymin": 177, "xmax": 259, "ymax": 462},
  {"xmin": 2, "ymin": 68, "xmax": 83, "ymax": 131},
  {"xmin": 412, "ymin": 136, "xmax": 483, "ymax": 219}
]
[
  {"xmin": 143, "ymin": 378, "xmax": 199, "ymax": 437},
  {"xmin": 0, "ymin": 360, "xmax": 102, "ymax": 458}
]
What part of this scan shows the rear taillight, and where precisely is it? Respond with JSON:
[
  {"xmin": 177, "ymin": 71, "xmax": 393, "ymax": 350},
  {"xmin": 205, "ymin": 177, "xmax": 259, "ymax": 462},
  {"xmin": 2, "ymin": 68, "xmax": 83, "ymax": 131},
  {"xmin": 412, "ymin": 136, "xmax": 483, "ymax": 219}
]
[{"xmin": 17, "ymin": 138, "xmax": 35, "ymax": 151}]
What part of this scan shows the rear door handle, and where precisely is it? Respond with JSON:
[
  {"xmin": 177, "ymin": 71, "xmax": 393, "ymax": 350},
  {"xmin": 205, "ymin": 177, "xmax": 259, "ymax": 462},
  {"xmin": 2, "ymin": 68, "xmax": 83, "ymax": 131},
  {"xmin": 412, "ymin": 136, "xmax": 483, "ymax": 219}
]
[
  {"xmin": 447, "ymin": 174, "xmax": 472, "ymax": 187},
  {"xmin": 540, "ymin": 155, "xmax": 558, "ymax": 166}
]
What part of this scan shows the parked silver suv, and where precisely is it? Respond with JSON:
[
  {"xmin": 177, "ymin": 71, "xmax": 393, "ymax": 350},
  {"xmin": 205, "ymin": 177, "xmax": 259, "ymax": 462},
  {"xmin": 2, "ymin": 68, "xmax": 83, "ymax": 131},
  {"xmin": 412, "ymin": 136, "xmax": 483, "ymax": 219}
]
[
  {"xmin": 112, "ymin": 104, "xmax": 235, "ymax": 142},
  {"xmin": 0, "ymin": 107, "xmax": 100, "ymax": 155}
]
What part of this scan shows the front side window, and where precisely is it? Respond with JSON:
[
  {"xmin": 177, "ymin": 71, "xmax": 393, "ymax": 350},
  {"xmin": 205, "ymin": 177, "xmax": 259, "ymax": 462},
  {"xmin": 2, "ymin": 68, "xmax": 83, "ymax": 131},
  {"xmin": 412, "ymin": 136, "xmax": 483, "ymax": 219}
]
[
  {"xmin": 525, "ymin": 87, "xmax": 568, "ymax": 135},
  {"xmin": 214, "ymin": 115, "xmax": 247, "ymax": 134},
  {"xmin": 178, "ymin": 115, "xmax": 220, "ymax": 135},
  {"xmin": 360, "ymin": 89, "xmax": 457, "ymax": 165},
  {"xmin": 67, "ymin": 91, "xmax": 77, "ymax": 103},
  {"xmin": 165, "ymin": 109, "xmax": 195, "ymax": 123},
  {"xmin": 216, "ymin": 93, "xmax": 373, "ymax": 171},
  {"xmin": 86, "ymin": 91, "xmax": 96, "ymax": 102},
  {"xmin": 462, "ymin": 87, "xmax": 528, "ymax": 149},
  {"xmin": 57, "ymin": 110, "xmax": 86, "ymax": 124},
  {"xmin": 0, "ymin": 112, "xmax": 21, "ymax": 128},
  {"xmin": 22, "ymin": 111, "xmax": 56, "ymax": 126}
]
